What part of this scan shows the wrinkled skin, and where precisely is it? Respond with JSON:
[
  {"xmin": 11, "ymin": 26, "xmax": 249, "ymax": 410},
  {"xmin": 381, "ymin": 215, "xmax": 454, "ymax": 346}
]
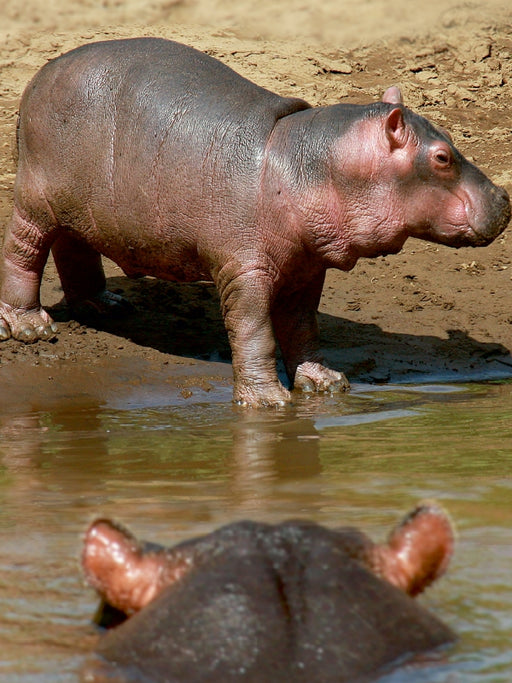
[
  {"xmin": 1, "ymin": 38, "xmax": 509, "ymax": 407},
  {"xmin": 82, "ymin": 502, "xmax": 455, "ymax": 683}
]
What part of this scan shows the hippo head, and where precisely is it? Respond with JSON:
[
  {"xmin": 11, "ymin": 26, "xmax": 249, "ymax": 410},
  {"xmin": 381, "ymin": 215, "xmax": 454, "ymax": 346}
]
[
  {"xmin": 380, "ymin": 86, "xmax": 511, "ymax": 248},
  {"xmin": 81, "ymin": 503, "xmax": 456, "ymax": 683},
  {"xmin": 285, "ymin": 88, "xmax": 511, "ymax": 268}
]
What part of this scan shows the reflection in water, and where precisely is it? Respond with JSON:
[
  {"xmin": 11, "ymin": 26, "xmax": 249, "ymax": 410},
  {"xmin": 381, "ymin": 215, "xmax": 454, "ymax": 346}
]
[
  {"xmin": 230, "ymin": 411, "xmax": 322, "ymax": 509},
  {"xmin": 1, "ymin": 381, "xmax": 512, "ymax": 681}
]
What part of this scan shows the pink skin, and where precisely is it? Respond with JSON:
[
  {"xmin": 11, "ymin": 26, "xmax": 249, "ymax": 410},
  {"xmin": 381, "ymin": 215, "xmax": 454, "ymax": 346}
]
[
  {"xmin": 370, "ymin": 501, "xmax": 454, "ymax": 596},
  {"xmin": 293, "ymin": 95, "xmax": 497, "ymax": 267},
  {"xmin": 83, "ymin": 521, "xmax": 194, "ymax": 615},
  {"xmin": 0, "ymin": 39, "xmax": 509, "ymax": 408},
  {"xmin": 82, "ymin": 501, "xmax": 454, "ymax": 616}
]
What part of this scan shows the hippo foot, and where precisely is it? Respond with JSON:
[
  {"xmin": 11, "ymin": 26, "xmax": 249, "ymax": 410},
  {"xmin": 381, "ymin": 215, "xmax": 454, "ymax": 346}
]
[
  {"xmin": 233, "ymin": 381, "xmax": 292, "ymax": 408},
  {"xmin": 0, "ymin": 301, "xmax": 58, "ymax": 342},
  {"xmin": 68, "ymin": 290, "xmax": 134, "ymax": 321},
  {"xmin": 294, "ymin": 361, "xmax": 350, "ymax": 394}
]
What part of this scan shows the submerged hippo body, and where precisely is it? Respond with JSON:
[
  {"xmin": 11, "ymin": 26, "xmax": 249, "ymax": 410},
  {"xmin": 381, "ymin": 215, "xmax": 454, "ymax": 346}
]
[
  {"xmin": 82, "ymin": 503, "xmax": 455, "ymax": 682},
  {"xmin": 1, "ymin": 38, "xmax": 510, "ymax": 406}
]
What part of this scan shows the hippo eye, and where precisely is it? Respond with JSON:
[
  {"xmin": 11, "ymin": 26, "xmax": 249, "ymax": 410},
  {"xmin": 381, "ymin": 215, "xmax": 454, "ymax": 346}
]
[{"xmin": 433, "ymin": 148, "xmax": 452, "ymax": 168}]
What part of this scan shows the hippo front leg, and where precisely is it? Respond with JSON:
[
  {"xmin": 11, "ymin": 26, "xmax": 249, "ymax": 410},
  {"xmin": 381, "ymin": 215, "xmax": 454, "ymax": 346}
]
[
  {"xmin": 218, "ymin": 271, "xmax": 291, "ymax": 408},
  {"xmin": 0, "ymin": 207, "xmax": 58, "ymax": 342},
  {"xmin": 272, "ymin": 273, "xmax": 349, "ymax": 395}
]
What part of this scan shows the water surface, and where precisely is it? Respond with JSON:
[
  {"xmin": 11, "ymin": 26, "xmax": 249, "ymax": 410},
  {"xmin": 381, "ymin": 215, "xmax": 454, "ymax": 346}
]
[{"xmin": 1, "ymin": 378, "xmax": 512, "ymax": 681}]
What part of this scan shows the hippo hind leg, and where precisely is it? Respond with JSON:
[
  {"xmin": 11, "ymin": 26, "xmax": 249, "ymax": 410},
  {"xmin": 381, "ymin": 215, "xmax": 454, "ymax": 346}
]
[{"xmin": 51, "ymin": 233, "xmax": 133, "ymax": 321}]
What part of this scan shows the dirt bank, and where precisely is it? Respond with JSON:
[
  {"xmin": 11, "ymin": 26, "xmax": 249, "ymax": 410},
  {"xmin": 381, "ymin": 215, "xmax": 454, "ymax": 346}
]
[{"xmin": 1, "ymin": 0, "xmax": 512, "ymax": 401}]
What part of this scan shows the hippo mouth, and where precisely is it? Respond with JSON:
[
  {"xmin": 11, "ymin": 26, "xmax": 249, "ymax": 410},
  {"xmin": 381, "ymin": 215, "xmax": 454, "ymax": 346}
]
[
  {"xmin": 434, "ymin": 184, "xmax": 512, "ymax": 248},
  {"xmin": 409, "ymin": 183, "xmax": 508, "ymax": 248},
  {"xmin": 467, "ymin": 224, "xmax": 503, "ymax": 247},
  {"xmin": 464, "ymin": 184, "xmax": 511, "ymax": 246}
]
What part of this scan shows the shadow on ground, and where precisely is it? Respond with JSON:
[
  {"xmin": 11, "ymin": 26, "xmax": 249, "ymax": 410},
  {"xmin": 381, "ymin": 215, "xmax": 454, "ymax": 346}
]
[{"xmin": 48, "ymin": 275, "xmax": 512, "ymax": 385}]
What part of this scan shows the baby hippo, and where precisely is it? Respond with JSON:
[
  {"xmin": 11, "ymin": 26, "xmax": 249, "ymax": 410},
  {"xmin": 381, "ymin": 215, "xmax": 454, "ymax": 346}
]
[
  {"xmin": 82, "ymin": 502, "xmax": 455, "ymax": 682},
  {"xmin": 0, "ymin": 38, "xmax": 510, "ymax": 407}
]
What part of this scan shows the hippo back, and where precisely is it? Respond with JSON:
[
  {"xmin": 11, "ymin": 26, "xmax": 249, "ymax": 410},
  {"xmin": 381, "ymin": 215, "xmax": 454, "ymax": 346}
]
[{"xmin": 16, "ymin": 38, "xmax": 311, "ymax": 272}]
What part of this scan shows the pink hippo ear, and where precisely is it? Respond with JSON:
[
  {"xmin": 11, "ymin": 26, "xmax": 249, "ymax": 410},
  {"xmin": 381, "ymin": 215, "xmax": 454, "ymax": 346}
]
[
  {"xmin": 82, "ymin": 519, "xmax": 191, "ymax": 616},
  {"xmin": 382, "ymin": 86, "xmax": 403, "ymax": 104},
  {"xmin": 385, "ymin": 107, "xmax": 408, "ymax": 150},
  {"xmin": 373, "ymin": 501, "xmax": 455, "ymax": 597}
]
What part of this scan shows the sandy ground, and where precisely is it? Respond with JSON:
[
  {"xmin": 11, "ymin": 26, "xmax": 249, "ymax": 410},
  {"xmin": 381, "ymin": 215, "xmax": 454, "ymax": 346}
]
[{"xmin": 1, "ymin": 0, "xmax": 512, "ymax": 404}]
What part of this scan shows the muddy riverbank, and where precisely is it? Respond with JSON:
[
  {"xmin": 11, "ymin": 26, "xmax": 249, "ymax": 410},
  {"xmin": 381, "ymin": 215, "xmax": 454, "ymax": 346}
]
[{"xmin": 1, "ymin": 0, "xmax": 512, "ymax": 395}]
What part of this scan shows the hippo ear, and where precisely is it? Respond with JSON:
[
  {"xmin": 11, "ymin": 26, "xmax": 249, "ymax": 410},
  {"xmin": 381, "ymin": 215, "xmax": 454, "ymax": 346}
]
[
  {"xmin": 82, "ymin": 519, "xmax": 190, "ymax": 616},
  {"xmin": 382, "ymin": 86, "xmax": 403, "ymax": 104},
  {"xmin": 385, "ymin": 107, "xmax": 408, "ymax": 150},
  {"xmin": 375, "ymin": 501, "xmax": 455, "ymax": 597}
]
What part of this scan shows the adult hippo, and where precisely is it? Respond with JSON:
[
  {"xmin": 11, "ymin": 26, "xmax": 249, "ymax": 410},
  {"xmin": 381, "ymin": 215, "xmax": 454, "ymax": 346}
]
[
  {"xmin": 82, "ymin": 501, "xmax": 455, "ymax": 682},
  {"xmin": 0, "ymin": 38, "xmax": 509, "ymax": 406}
]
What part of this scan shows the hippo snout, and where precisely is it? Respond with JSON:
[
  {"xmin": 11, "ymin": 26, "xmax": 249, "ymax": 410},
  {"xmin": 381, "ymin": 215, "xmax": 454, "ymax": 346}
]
[
  {"xmin": 494, "ymin": 184, "xmax": 511, "ymax": 227},
  {"xmin": 475, "ymin": 185, "xmax": 512, "ymax": 246},
  {"xmin": 469, "ymin": 182, "xmax": 511, "ymax": 246}
]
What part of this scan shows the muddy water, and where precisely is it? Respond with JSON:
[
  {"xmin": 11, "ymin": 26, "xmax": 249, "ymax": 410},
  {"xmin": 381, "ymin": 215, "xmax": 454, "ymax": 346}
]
[{"xmin": 1, "ymin": 373, "xmax": 512, "ymax": 682}]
